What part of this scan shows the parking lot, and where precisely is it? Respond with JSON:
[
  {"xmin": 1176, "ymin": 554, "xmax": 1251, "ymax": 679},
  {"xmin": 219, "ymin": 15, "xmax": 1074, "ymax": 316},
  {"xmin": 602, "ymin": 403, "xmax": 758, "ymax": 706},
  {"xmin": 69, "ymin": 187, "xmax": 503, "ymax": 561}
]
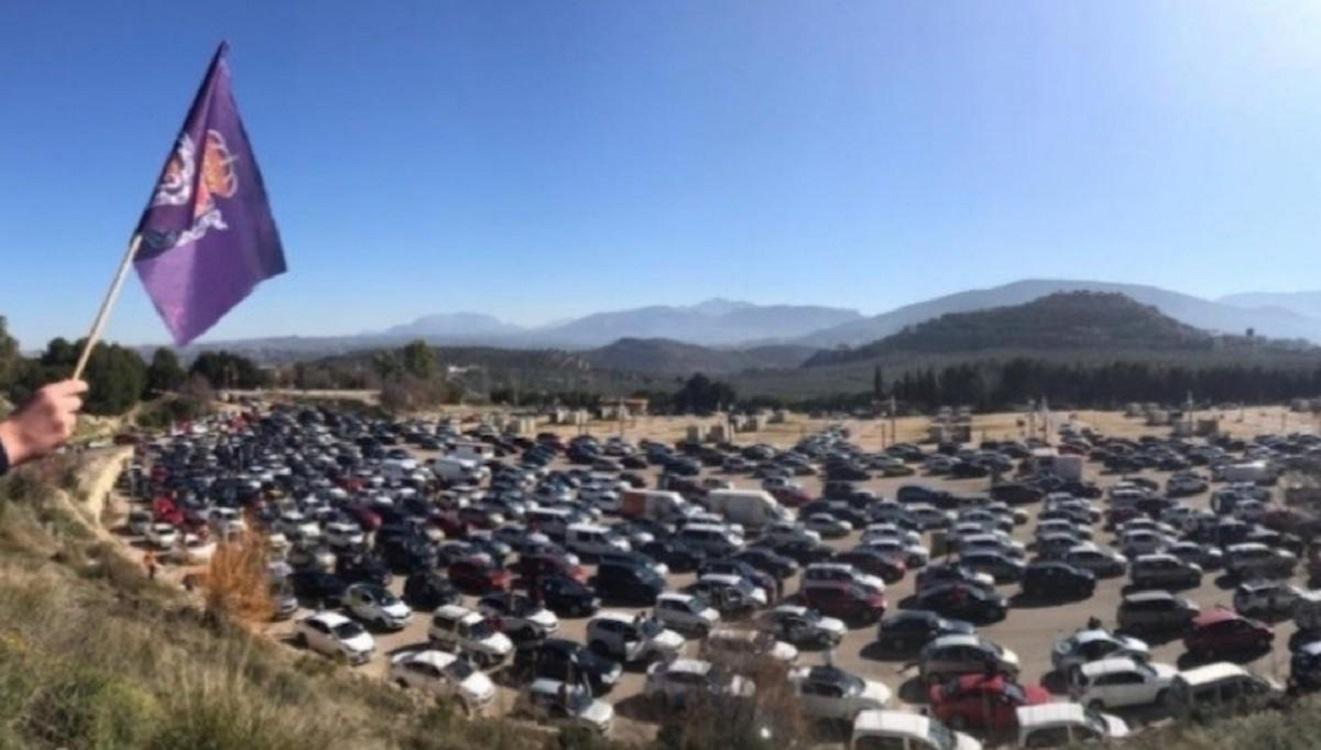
[{"xmin": 110, "ymin": 406, "xmax": 1315, "ymax": 745}]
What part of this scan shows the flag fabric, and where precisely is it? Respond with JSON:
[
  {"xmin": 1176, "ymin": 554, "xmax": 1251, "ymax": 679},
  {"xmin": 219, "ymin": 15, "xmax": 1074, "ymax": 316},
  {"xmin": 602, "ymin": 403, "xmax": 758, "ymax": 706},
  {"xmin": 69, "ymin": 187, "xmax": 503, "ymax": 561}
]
[{"xmin": 135, "ymin": 42, "xmax": 285, "ymax": 346}]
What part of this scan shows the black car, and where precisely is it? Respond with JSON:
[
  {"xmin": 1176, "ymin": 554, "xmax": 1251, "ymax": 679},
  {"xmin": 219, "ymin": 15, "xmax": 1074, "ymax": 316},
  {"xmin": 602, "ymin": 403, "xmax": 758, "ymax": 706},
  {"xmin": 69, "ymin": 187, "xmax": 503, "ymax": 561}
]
[
  {"xmin": 379, "ymin": 537, "xmax": 437, "ymax": 574},
  {"xmin": 914, "ymin": 583, "xmax": 1008, "ymax": 624},
  {"xmin": 402, "ymin": 571, "xmax": 459, "ymax": 610},
  {"xmin": 950, "ymin": 461, "xmax": 990, "ymax": 479},
  {"xmin": 535, "ymin": 574, "xmax": 601, "ymax": 617},
  {"xmin": 1020, "ymin": 562, "xmax": 1095, "ymax": 600},
  {"xmin": 289, "ymin": 569, "xmax": 349, "ymax": 608},
  {"xmin": 733, "ymin": 547, "xmax": 799, "ymax": 580},
  {"xmin": 835, "ymin": 548, "xmax": 906, "ymax": 584},
  {"xmin": 591, "ymin": 562, "xmax": 665, "ymax": 605},
  {"xmin": 760, "ymin": 538, "xmax": 836, "ymax": 566},
  {"xmin": 874, "ymin": 610, "xmax": 975, "ymax": 654},
  {"xmin": 639, "ymin": 539, "xmax": 705, "ymax": 573},
  {"xmin": 335, "ymin": 554, "xmax": 392, "ymax": 587},
  {"xmin": 989, "ymin": 483, "xmax": 1045, "ymax": 506},
  {"xmin": 516, "ymin": 638, "xmax": 622, "ymax": 696}
]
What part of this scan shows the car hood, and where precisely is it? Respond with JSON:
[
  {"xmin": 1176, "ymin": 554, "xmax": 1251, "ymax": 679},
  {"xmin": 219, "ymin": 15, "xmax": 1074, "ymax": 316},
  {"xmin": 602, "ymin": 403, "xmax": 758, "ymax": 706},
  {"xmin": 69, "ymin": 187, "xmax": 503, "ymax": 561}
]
[
  {"xmin": 461, "ymin": 672, "xmax": 496, "ymax": 703},
  {"xmin": 1119, "ymin": 634, "xmax": 1150, "ymax": 654},
  {"xmin": 579, "ymin": 699, "xmax": 615, "ymax": 730},
  {"xmin": 818, "ymin": 616, "xmax": 847, "ymax": 635},
  {"xmin": 342, "ymin": 633, "xmax": 375, "ymax": 654},
  {"xmin": 861, "ymin": 680, "xmax": 892, "ymax": 707},
  {"xmin": 383, "ymin": 602, "xmax": 412, "ymax": 620},
  {"xmin": 651, "ymin": 629, "xmax": 685, "ymax": 653},
  {"xmin": 529, "ymin": 609, "xmax": 559, "ymax": 629},
  {"xmin": 1000, "ymin": 648, "xmax": 1020, "ymax": 669},
  {"xmin": 479, "ymin": 633, "xmax": 514, "ymax": 654},
  {"xmin": 770, "ymin": 641, "xmax": 800, "ymax": 662},
  {"xmin": 700, "ymin": 608, "xmax": 722, "ymax": 623},
  {"xmin": 1151, "ymin": 663, "xmax": 1179, "ymax": 682}
]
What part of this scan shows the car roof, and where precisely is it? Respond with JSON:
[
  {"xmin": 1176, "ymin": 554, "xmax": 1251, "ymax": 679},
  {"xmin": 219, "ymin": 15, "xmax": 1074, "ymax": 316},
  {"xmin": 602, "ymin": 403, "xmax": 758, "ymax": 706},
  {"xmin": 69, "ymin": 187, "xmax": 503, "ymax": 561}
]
[
  {"xmin": 1193, "ymin": 607, "xmax": 1242, "ymax": 626},
  {"xmin": 1016, "ymin": 703, "xmax": 1087, "ymax": 728},
  {"xmin": 308, "ymin": 611, "xmax": 350, "ymax": 627},
  {"xmin": 852, "ymin": 710, "xmax": 936, "ymax": 739},
  {"xmin": 1123, "ymin": 589, "xmax": 1176, "ymax": 603},
  {"xmin": 405, "ymin": 650, "xmax": 459, "ymax": 669},
  {"xmin": 929, "ymin": 633, "xmax": 980, "ymax": 649},
  {"xmin": 664, "ymin": 658, "xmax": 712, "ymax": 675},
  {"xmin": 1177, "ymin": 662, "xmax": 1250, "ymax": 686},
  {"xmin": 1080, "ymin": 657, "xmax": 1143, "ymax": 676},
  {"xmin": 433, "ymin": 604, "xmax": 473, "ymax": 619}
]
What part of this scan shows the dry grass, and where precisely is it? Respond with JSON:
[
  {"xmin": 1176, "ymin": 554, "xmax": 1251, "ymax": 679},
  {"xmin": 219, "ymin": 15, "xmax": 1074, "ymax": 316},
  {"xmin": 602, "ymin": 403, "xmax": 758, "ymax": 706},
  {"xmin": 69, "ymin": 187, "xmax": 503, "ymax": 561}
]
[{"xmin": 202, "ymin": 529, "xmax": 275, "ymax": 624}]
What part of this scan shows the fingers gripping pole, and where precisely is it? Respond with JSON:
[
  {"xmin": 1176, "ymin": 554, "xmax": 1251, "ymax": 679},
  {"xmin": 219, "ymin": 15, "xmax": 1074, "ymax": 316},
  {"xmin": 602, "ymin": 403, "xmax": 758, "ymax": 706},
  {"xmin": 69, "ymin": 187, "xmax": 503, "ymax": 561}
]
[{"xmin": 72, "ymin": 234, "xmax": 143, "ymax": 381}]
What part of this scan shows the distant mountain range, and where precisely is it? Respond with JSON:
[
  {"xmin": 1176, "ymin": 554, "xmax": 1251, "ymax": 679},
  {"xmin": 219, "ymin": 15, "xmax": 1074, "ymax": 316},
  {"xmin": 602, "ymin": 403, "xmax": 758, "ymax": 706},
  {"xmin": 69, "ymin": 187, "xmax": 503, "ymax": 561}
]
[
  {"xmin": 157, "ymin": 280, "xmax": 1321, "ymax": 366},
  {"xmin": 797, "ymin": 279, "xmax": 1321, "ymax": 347},
  {"xmin": 804, "ymin": 291, "xmax": 1260, "ymax": 367}
]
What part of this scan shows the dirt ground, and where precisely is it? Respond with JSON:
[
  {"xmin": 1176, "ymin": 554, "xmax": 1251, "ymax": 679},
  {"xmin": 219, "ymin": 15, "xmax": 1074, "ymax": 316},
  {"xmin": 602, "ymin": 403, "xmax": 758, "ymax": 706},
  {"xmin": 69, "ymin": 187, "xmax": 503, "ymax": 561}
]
[{"xmin": 104, "ymin": 407, "xmax": 1318, "ymax": 744}]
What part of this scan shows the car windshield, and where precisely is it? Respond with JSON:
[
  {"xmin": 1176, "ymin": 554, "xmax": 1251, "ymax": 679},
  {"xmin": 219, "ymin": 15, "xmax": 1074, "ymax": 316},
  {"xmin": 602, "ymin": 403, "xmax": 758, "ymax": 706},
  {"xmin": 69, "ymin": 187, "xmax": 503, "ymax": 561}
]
[
  {"xmin": 469, "ymin": 619, "xmax": 497, "ymax": 639},
  {"xmin": 444, "ymin": 658, "xmax": 476, "ymax": 680},
  {"xmin": 638, "ymin": 616, "xmax": 663, "ymax": 637},
  {"xmin": 1003, "ymin": 682, "xmax": 1025, "ymax": 703},
  {"xmin": 332, "ymin": 621, "xmax": 365, "ymax": 639}
]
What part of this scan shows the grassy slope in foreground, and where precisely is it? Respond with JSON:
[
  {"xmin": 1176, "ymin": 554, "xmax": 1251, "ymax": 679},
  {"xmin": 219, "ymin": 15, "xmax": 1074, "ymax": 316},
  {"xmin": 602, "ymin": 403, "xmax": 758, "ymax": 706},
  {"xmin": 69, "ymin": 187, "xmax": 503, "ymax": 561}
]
[{"xmin": 0, "ymin": 458, "xmax": 560, "ymax": 750}]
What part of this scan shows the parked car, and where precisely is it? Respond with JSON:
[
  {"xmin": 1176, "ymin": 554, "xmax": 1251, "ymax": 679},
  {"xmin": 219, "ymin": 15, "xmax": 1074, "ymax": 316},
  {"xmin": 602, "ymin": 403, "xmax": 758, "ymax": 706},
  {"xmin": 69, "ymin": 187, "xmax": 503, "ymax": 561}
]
[
  {"xmin": 1116, "ymin": 590, "xmax": 1200, "ymax": 633},
  {"xmin": 1289, "ymin": 640, "xmax": 1321, "ymax": 693},
  {"xmin": 850, "ymin": 710, "xmax": 983, "ymax": 750},
  {"xmin": 1050, "ymin": 628, "xmax": 1150, "ymax": 676},
  {"xmin": 289, "ymin": 569, "xmax": 349, "ymax": 609},
  {"xmin": 654, "ymin": 592, "xmax": 721, "ymax": 636},
  {"xmin": 1130, "ymin": 554, "xmax": 1202, "ymax": 590},
  {"xmin": 514, "ymin": 638, "xmax": 622, "ymax": 696},
  {"xmin": 586, "ymin": 611, "xmax": 684, "ymax": 664},
  {"xmin": 1233, "ymin": 579, "xmax": 1304, "ymax": 618},
  {"xmin": 875, "ymin": 610, "xmax": 975, "ymax": 655},
  {"xmin": 534, "ymin": 574, "xmax": 602, "ymax": 618},
  {"xmin": 914, "ymin": 583, "xmax": 1009, "ymax": 624},
  {"xmin": 1167, "ymin": 662, "xmax": 1284, "ymax": 721},
  {"xmin": 644, "ymin": 658, "xmax": 755, "ymax": 708},
  {"xmin": 428, "ymin": 604, "xmax": 514, "ymax": 668},
  {"xmin": 1015, "ymin": 703, "xmax": 1129, "ymax": 747},
  {"xmin": 294, "ymin": 611, "xmax": 375, "ymax": 665},
  {"xmin": 789, "ymin": 664, "xmax": 891, "ymax": 721},
  {"xmin": 929, "ymin": 673, "xmax": 1050, "ymax": 733},
  {"xmin": 1020, "ymin": 562, "xmax": 1095, "ymax": 600},
  {"xmin": 403, "ymin": 571, "xmax": 460, "ymax": 610},
  {"xmin": 760, "ymin": 604, "xmax": 847, "ymax": 648},
  {"xmin": 919, "ymin": 634, "xmax": 1020, "ymax": 684},
  {"xmin": 1068, "ymin": 656, "xmax": 1178, "ymax": 710},
  {"xmin": 449, "ymin": 556, "xmax": 512, "ymax": 593},
  {"xmin": 344, "ymin": 583, "xmax": 413, "ymax": 631},
  {"xmin": 477, "ymin": 591, "xmax": 560, "ymax": 635},
  {"xmin": 1183, "ymin": 607, "xmax": 1273, "ymax": 658},
  {"xmin": 700, "ymin": 628, "xmax": 799, "ymax": 667},
  {"xmin": 1225, "ymin": 543, "xmax": 1298, "ymax": 580},
  {"xmin": 801, "ymin": 584, "xmax": 887, "ymax": 624},
  {"xmin": 388, "ymin": 649, "xmax": 496, "ymax": 713},
  {"xmin": 517, "ymin": 678, "xmax": 615, "ymax": 735},
  {"xmin": 592, "ymin": 562, "xmax": 666, "ymax": 605}
]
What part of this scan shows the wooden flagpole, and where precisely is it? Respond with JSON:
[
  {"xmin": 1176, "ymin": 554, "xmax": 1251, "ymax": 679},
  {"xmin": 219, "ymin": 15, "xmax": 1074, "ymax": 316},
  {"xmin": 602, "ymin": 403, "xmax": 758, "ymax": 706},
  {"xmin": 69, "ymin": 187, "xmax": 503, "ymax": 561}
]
[{"xmin": 72, "ymin": 234, "xmax": 143, "ymax": 381}]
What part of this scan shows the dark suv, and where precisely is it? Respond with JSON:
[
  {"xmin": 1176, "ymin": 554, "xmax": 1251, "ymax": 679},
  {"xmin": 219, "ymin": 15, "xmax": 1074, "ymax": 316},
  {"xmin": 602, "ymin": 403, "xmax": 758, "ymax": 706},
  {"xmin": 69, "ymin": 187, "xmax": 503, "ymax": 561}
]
[{"xmin": 591, "ymin": 562, "xmax": 665, "ymax": 605}]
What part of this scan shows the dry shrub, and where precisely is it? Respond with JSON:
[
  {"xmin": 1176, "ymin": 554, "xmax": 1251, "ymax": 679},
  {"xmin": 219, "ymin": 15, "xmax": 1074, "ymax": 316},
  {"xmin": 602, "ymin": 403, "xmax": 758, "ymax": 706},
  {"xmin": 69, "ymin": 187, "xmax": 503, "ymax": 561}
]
[
  {"xmin": 654, "ymin": 648, "xmax": 807, "ymax": 750},
  {"xmin": 201, "ymin": 528, "xmax": 274, "ymax": 624}
]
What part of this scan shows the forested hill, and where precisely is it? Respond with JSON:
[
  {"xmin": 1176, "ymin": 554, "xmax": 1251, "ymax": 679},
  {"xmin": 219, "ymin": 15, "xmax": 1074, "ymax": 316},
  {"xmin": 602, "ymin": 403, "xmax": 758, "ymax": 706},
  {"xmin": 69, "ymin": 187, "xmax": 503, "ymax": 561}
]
[{"xmin": 805, "ymin": 291, "xmax": 1304, "ymax": 367}]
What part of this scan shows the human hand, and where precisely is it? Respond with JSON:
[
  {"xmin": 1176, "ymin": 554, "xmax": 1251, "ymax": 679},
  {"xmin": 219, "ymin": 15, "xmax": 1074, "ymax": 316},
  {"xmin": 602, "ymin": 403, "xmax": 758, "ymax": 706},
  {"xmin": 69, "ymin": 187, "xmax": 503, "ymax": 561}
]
[{"xmin": 0, "ymin": 379, "xmax": 89, "ymax": 467}]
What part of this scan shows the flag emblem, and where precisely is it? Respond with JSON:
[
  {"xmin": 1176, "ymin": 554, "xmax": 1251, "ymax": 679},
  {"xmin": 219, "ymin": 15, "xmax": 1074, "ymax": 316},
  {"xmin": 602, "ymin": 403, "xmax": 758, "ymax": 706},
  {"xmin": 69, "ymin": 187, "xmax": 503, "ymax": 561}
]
[{"xmin": 148, "ymin": 130, "xmax": 239, "ymax": 249}]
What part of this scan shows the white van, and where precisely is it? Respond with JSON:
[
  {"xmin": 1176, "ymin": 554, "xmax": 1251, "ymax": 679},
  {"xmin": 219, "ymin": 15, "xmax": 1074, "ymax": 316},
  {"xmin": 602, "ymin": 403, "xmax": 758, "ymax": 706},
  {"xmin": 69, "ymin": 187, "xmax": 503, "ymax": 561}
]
[
  {"xmin": 851, "ymin": 710, "xmax": 982, "ymax": 750},
  {"xmin": 1015, "ymin": 703, "xmax": 1127, "ymax": 747},
  {"xmin": 565, "ymin": 522, "xmax": 631, "ymax": 558},
  {"xmin": 706, "ymin": 489, "xmax": 790, "ymax": 529},
  {"xmin": 1167, "ymin": 662, "xmax": 1283, "ymax": 720}
]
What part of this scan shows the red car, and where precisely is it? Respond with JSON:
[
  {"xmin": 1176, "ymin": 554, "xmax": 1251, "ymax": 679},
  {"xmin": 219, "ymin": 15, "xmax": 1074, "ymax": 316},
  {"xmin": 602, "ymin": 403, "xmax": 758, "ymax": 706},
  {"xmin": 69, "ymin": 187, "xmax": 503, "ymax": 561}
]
[
  {"xmin": 834, "ymin": 549, "xmax": 907, "ymax": 584},
  {"xmin": 1183, "ymin": 606, "xmax": 1273, "ymax": 657},
  {"xmin": 771, "ymin": 487, "xmax": 813, "ymax": 508},
  {"xmin": 513, "ymin": 552, "xmax": 588, "ymax": 584},
  {"xmin": 928, "ymin": 673, "xmax": 1051, "ymax": 732},
  {"xmin": 801, "ymin": 585, "xmax": 886, "ymax": 624},
  {"xmin": 448, "ymin": 556, "xmax": 512, "ymax": 593}
]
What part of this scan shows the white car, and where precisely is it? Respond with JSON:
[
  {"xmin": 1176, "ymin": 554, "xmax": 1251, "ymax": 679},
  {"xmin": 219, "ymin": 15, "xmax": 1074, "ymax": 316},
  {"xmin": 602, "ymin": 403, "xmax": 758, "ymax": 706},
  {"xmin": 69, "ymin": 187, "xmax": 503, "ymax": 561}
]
[
  {"xmin": 654, "ymin": 592, "xmax": 721, "ymax": 636},
  {"xmin": 851, "ymin": 710, "xmax": 982, "ymax": 750},
  {"xmin": 761, "ymin": 522, "xmax": 821, "ymax": 547},
  {"xmin": 388, "ymin": 649, "xmax": 496, "ymax": 713},
  {"xmin": 1015, "ymin": 703, "xmax": 1128, "ymax": 747},
  {"xmin": 520, "ymin": 678, "xmax": 615, "ymax": 734},
  {"xmin": 165, "ymin": 533, "xmax": 216, "ymax": 564},
  {"xmin": 644, "ymin": 658, "xmax": 755, "ymax": 707},
  {"xmin": 1050, "ymin": 628, "xmax": 1150, "ymax": 675},
  {"xmin": 428, "ymin": 605, "xmax": 513, "ymax": 668},
  {"xmin": 586, "ymin": 611, "xmax": 685, "ymax": 663},
  {"xmin": 789, "ymin": 665, "xmax": 891, "ymax": 720},
  {"xmin": 294, "ymin": 611, "xmax": 375, "ymax": 665},
  {"xmin": 802, "ymin": 562, "xmax": 886, "ymax": 596},
  {"xmin": 145, "ymin": 522, "xmax": 180, "ymax": 550},
  {"xmin": 701, "ymin": 628, "xmax": 799, "ymax": 665},
  {"xmin": 1068, "ymin": 657, "xmax": 1178, "ymax": 710},
  {"xmin": 345, "ymin": 583, "xmax": 413, "ymax": 631},
  {"xmin": 1120, "ymin": 530, "xmax": 1174, "ymax": 558},
  {"xmin": 323, "ymin": 520, "xmax": 365, "ymax": 549}
]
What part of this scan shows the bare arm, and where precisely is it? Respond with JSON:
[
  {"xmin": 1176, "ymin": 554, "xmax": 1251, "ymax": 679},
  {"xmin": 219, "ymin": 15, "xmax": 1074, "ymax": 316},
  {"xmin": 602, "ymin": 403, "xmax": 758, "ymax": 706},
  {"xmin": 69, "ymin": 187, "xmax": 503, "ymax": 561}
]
[{"xmin": 0, "ymin": 380, "xmax": 89, "ymax": 473}]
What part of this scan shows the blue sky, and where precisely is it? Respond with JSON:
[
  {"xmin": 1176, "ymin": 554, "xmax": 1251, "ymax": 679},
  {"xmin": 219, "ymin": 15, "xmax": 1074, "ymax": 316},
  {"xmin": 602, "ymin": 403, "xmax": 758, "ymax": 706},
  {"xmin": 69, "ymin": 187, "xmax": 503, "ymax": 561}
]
[{"xmin": 4, "ymin": 2, "xmax": 1321, "ymax": 347}]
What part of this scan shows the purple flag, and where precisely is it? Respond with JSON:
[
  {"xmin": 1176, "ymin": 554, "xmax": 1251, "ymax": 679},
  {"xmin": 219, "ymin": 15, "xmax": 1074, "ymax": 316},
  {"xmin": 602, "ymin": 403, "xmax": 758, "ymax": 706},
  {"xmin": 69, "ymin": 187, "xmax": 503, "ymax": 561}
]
[{"xmin": 135, "ymin": 42, "xmax": 285, "ymax": 346}]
